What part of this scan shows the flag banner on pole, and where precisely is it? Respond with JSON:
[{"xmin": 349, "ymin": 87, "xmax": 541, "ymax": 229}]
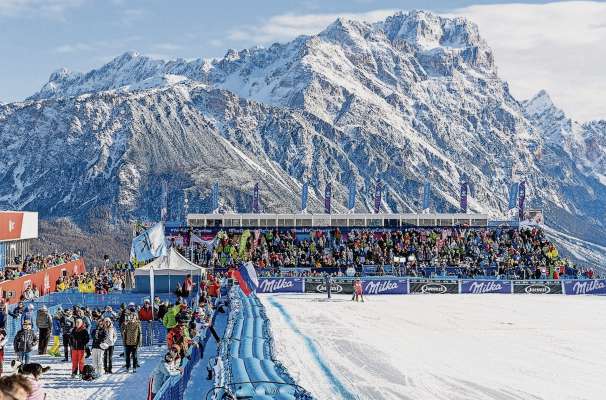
[
  {"xmin": 149, "ymin": 263, "xmax": 155, "ymax": 312},
  {"xmin": 374, "ymin": 179, "xmax": 382, "ymax": 213},
  {"xmin": 212, "ymin": 182, "xmax": 219, "ymax": 212},
  {"xmin": 422, "ymin": 179, "xmax": 431, "ymax": 211},
  {"xmin": 252, "ymin": 182, "xmax": 260, "ymax": 213},
  {"xmin": 301, "ymin": 182, "xmax": 309, "ymax": 212},
  {"xmin": 460, "ymin": 181, "xmax": 468, "ymax": 213},
  {"xmin": 130, "ymin": 222, "xmax": 167, "ymax": 263},
  {"xmin": 508, "ymin": 182, "xmax": 519, "ymax": 210},
  {"xmin": 518, "ymin": 180, "xmax": 526, "ymax": 220},
  {"xmin": 347, "ymin": 181, "xmax": 356, "ymax": 211},
  {"xmin": 324, "ymin": 183, "xmax": 332, "ymax": 214},
  {"xmin": 233, "ymin": 261, "xmax": 259, "ymax": 296},
  {"xmin": 239, "ymin": 229, "xmax": 251, "ymax": 258}
]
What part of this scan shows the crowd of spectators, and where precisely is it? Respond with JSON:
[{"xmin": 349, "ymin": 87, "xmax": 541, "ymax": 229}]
[
  {"xmin": 0, "ymin": 252, "xmax": 78, "ymax": 282},
  {"xmin": 55, "ymin": 264, "xmax": 131, "ymax": 294},
  {"xmin": 200, "ymin": 227, "xmax": 599, "ymax": 280}
]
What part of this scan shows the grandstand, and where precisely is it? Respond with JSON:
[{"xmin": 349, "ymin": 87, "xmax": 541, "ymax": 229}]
[{"xmin": 186, "ymin": 212, "xmax": 490, "ymax": 229}]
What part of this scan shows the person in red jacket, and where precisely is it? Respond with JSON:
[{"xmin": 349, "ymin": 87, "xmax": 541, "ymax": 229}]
[
  {"xmin": 553, "ymin": 269, "xmax": 560, "ymax": 280},
  {"xmin": 138, "ymin": 299, "xmax": 154, "ymax": 347},
  {"xmin": 182, "ymin": 275, "xmax": 193, "ymax": 298}
]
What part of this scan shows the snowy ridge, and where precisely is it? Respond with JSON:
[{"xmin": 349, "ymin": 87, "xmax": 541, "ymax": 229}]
[{"xmin": 0, "ymin": 10, "xmax": 605, "ymax": 269}]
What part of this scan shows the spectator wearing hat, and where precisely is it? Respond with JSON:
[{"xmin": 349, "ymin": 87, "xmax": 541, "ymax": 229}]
[
  {"xmin": 151, "ymin": 352, "xmax": 182, "ymax": 399},
  {"xmin": 70, "ymin": 318, "xmax": 90, "ymax": 378},
  {"xmin": 122, "ymin": 311, "xmax": 141, "ymax": 373},
  {"xmin": 48, "ymin": 309, "xmax": 63, "ymax": 357},
  {"xmin": 102, "ymin": 318, "xmax": 117, "ymax": 374},
  {"xmin": 60, "ymin": 309, "xmax": 75, "ymax": 362},
  {"xmin": 138, "ymin": 299, "xmax": 154, "ymax": 346},
  {"xmin": 13, "ymin": 319, "xmax": 37, "ymax": 365},
  {"xmin": 35, "ymin": 305, "xmax": 52, "ymax": 355}
]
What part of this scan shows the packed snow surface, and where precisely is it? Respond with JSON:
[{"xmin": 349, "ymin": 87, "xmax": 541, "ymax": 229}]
[{"xmin": 260, "ymin": 293, "xmax": 606, "ymax": 400}]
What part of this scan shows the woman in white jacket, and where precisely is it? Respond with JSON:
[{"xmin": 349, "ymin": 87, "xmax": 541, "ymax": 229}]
[
  {"xmin": 152, "ymin": 353, "xmax": 181, "ymax": 398},
  {"xmin": 102, "ymin": 318, "xmax": 117, "ymax": 374}
]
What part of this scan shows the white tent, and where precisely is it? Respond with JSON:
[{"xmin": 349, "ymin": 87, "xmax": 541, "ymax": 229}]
[{"xmin": 134, "ymin": 247, "xmax": 207, "ymax": 276}]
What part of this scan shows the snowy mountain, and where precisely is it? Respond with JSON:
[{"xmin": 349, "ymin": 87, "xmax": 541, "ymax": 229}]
[{"xmin": 1, "ymin": 10, "xmax": 605, "ymax": 266}]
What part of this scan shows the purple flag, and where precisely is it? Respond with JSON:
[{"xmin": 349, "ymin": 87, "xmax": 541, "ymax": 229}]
[{"xmin": 460, "ymin": 181, "xmax": 468, "ymax": 213}]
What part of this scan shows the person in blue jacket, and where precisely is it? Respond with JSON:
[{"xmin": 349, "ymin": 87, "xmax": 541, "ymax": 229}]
[{"xmin": 20, "ymin": 304, "xmax": 35, "ymax": 329}]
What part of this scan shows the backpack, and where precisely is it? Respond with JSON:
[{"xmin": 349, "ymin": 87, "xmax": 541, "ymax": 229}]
[{"xmin": 81, "ymin": 364, "xmax": 95, "ymax": 381}]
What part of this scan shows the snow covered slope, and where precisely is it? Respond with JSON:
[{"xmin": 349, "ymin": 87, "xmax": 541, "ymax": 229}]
[
  {"xmin": 1, "ymin": 10, "xmax": 605, "ymax": 265},
  {"xmin": 261, "ymin": 293, "xmax": 606, "ymax": 400}
]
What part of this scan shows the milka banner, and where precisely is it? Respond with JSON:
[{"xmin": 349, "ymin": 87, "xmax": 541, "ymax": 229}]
[
  {"xmin": 257, "ymin": 278, "xmax": 304, "ymax": 293},
  {"xmin": 461, "ymin": 280, "xmax": 511, "ymax": 294},
  {"xmin": 363, "ymin": 279, "xmax": 408, "ymax": 295},
  {"xmin": 563, "ymin": 280, "xmax": 606, "ymax": 295}
]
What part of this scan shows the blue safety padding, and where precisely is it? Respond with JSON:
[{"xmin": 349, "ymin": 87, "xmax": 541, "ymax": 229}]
[
  {"xmin": 230, "ymin": 357, "xmax": 250, "ymax": 383},
  {"xmin": 260, "ymin": 360, "xmax": 286, "ymax": 384}
]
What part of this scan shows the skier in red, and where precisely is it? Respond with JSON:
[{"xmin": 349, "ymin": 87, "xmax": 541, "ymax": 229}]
[{"xmin": 353, "ymin": 279, "xmax": 364, "ymax": 302}]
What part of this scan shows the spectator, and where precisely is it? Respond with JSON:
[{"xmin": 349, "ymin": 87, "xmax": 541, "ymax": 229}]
[
  {"xmin": 121, "ymin": 312, "xmax": 141, "ymax": 373},
  {"xmin": 13, "ymin": 320, "xmax": 37, "ymax": 365},
  {"xmin": 69, "ymin": 318, "xmax": 90, "ymax": 378},
  {"xmin": 138, "ymin": 299, "xmax": 154, "ymax": 347},
  {"xmin": 0, "ymin": 302, "xmax": 7, "ymax": 330},
  {"xmin": 60, "ymin": 309, "xmax": 75, "ymax": 361},
  {"xmin": 0, "ymin": 328, "xmax": 6, "ymax": 377},
  {"xmin": 102, "ymin": 318, "xmax": 116, "ymax": 374},
  {"xmin": 48, "ymin": 309, "xmax": 62, "ymax": 357},
  {"xmin": 35, "ymin": 306, "xmax": 51, "ymax": 355},
  {"xmin": 0, "ymin": 374, "xmax": 33, "ymax": 400},
  {"xmin": 151, "ymin": 353, "xmax": 181, "ymax": 399},
  {"xmin": 91, "ymin": 318, "xmax": 107, "ymax": 378}
]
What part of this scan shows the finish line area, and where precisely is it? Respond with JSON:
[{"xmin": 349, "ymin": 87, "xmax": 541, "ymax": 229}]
[{"xmin": 259, "ymin": 293, "xmax": 606, "ymax": 400}]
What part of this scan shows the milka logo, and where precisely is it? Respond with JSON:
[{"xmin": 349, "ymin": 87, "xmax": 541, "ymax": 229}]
[
  {"xmin": 468, "ymin": 281, "xmax": 504, "ymax": 294},
  {"xmin": 365, "ymin": 281, "xmax": 398, "ymax": 294},
  {"xmin": 259, "ymin": 279, "xmax": 294, "ymax": 292},
  {"xmin": 571, "ymin": 280, "xmax": 606, "ymax": 295}
]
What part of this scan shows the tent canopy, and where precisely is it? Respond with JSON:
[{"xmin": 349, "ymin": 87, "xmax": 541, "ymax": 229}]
[{"xmin": 134, "ymin": 247, "xmax": 207, "ymax": 276}]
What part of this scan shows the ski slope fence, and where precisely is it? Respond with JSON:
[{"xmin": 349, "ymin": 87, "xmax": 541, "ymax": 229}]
[
  {"xmin": 153, "ymin": 304, "xmax": 220, "ymax": 400},
  {"xmin": 256, "ymin": 277, "xmax": 606, "ymax": 296},
  {"xmin": 211, "ymin": 287, "xmax": 313, "ymax": 400}
]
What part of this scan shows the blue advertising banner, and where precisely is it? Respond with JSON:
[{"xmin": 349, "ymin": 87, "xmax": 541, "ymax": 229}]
[
  {"xmin": 374, "ymin": 179, "xmax": 382, "ymax": 213},
  {"xmin": 508, "ymin": 182, "xmax": 519, "ymax": 210},
  {"xmin": 301, "ymin": 182, "xmax": 309, "ymax": 212},
  {"xmin": 460, "ymin": 181, "xmax": 468, "ymax": 213},
  {"xmin": 563, "ymin": 280, "xmax": 606, "ymax": 295},
  {"xmin": 422, "ymin": 179, "xmax": 431, "ymax": 211},
  {"xmin": 461, "ymin": 280, "xmax": 511, "ymax": 294},
  {"xmin": 348, "ymin": 181, "xmax": 356, "ymax": 211},
  {"xmin": 518, "ymin": 180, "xmax": 526, "ymax": 220},
  {"xmin": 324, "ymin": 183, "xmax": 332, "ymax": 214},
  {"xmin": 252, "ymin": 182, "xmax": 260, "ymax": 213},
  {"xmin": 362, "ymin": 279, "xmax": 408, "ymax": 295},
  {"xmin": 257, "ymin": 277, "xmax": 304, "ymax": 293}
]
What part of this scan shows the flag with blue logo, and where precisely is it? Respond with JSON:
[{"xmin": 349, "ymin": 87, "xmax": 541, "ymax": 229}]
[
  {"xmin": 422, "ymin": 179, "xmax": 431, "ymax": 211},
  {"xmin": 301, "ymin": 181, "xmax": 309, "ymax": 212},
  {"xmin": 324, "ymin": 183, "xmax": 332, "ymax": 214},
  {"xmin": 252, "ymin": 182, "xmax": 260, "ymax": 213},
  {"xmin": 518, "ymin": 180, "xmax": 526, "ymax": 220},
  {"xmin": 508, "ymin": 182, "xmax": 519, "ymax": 210},
  {"xmin": 130, "ymin": 222, "xmax": 167, "ymax": 264},
  {"xmin": 374, "ymin": 179, "xmax": 382, "ymax": 213},
  {"xmin": 460, "ymin": 180, "xmax": 468, "ymax": 213},
  {"xmin": 347, "ymin": 181, "xmax": 356, "ymax": 211},
  {"xmin": 212, "ymin": 182, "xmax": 219, "ymax": 212}
]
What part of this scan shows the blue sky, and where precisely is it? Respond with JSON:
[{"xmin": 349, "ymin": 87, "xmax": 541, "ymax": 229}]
[{"xmin": 1, "ymin": 0, "xmax": 604, "ymax": 121}]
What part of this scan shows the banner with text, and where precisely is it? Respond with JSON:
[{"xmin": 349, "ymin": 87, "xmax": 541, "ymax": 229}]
[
  {"xmin": 563, "ymin": 279, "xmax": 606, "ymax": 295},
  {"xmin": 461, "ymin": 280, "xmax": 511, "ymax": 294},
  {"xmin": 410, "ymin": 279, "xmax": 458, "ymax": 294},
  {"xmin": 363, "ymin": 279, "xmax": 408, "ymax": 295},
  {"xmin": 257, "ymin": 277, "xmax": 304, "ymax": 293},
  {"xmin": 513, "ymin": 280, "xmax": 562, "ymax": 294}
]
